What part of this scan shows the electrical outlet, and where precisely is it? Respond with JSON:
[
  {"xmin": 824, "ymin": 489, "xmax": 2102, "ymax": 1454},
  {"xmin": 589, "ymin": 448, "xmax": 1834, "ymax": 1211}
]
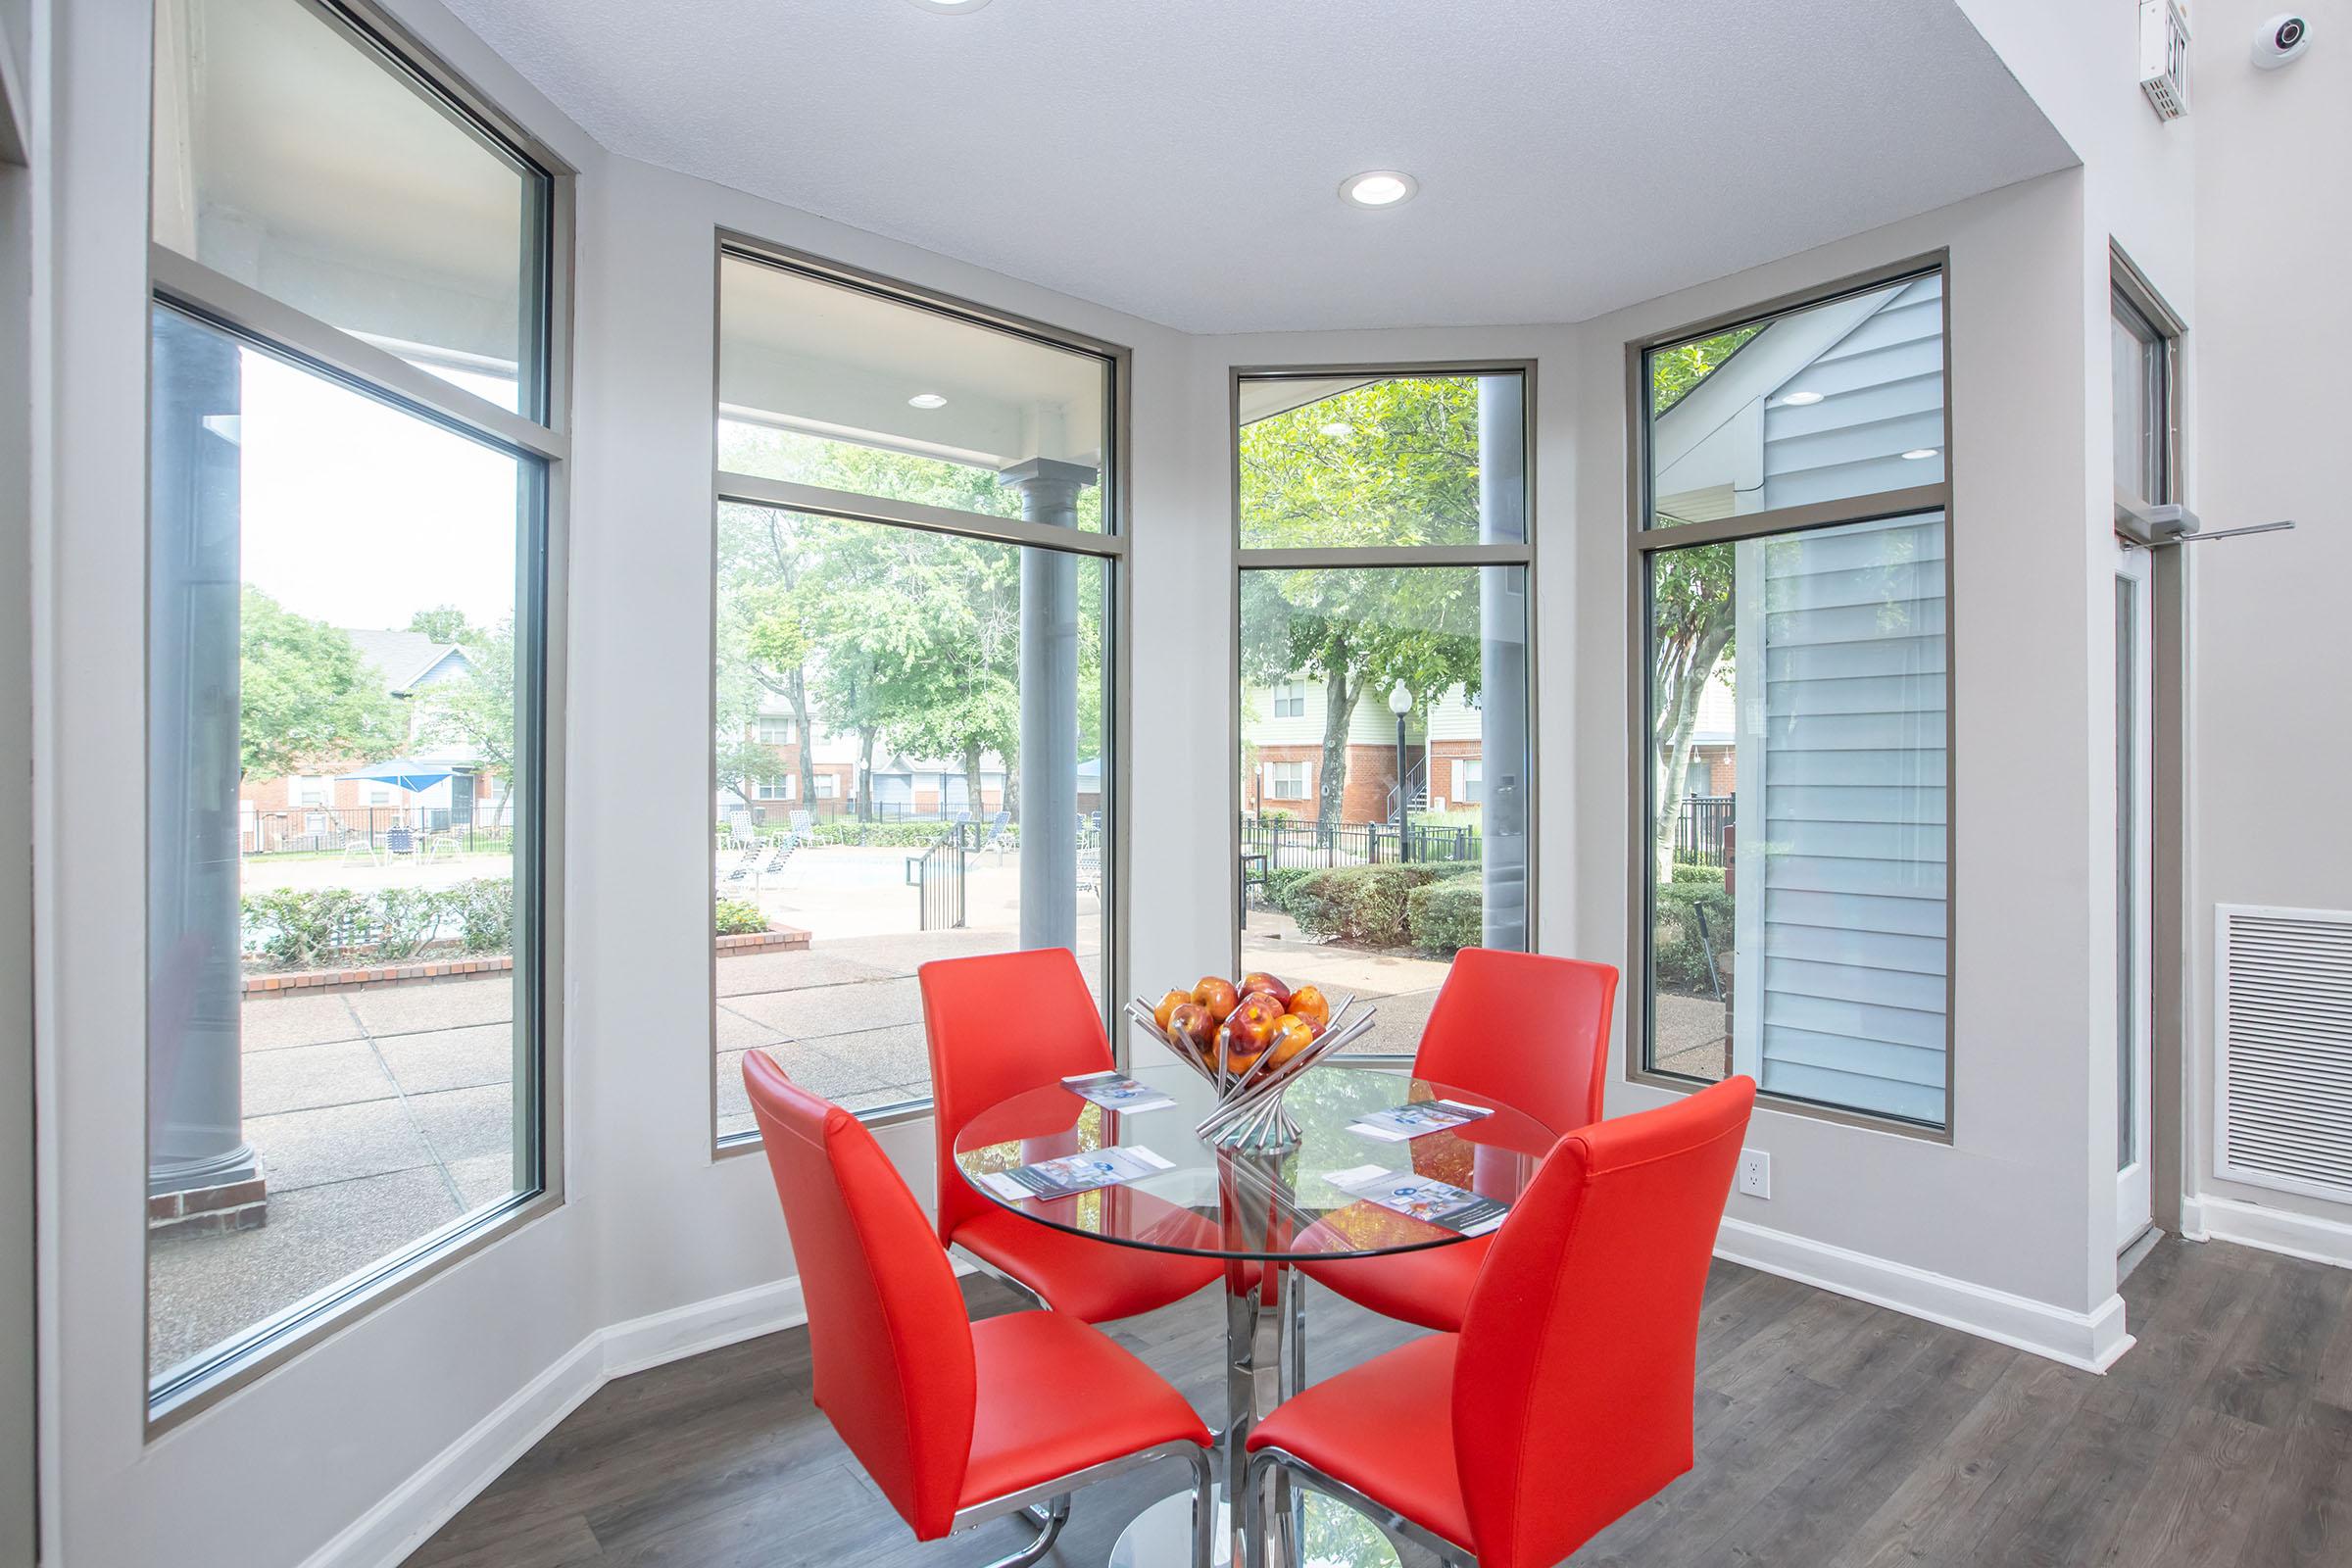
[{"xmin": 1737, "ymin": 1148, "xmax": 1772, "ymax": 1200}]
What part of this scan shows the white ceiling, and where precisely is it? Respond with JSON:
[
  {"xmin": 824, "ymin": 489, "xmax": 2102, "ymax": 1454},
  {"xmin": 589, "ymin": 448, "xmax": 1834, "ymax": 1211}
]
[{"xmin": 443, "ymin": 0, "xmax": 2074, "ymax": 335}]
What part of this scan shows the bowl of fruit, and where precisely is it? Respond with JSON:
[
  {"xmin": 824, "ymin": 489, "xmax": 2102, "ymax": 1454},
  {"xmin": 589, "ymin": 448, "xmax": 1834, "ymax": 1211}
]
[{"xmin": 1123, "ymin": 972, "xmax": 1374, "ymax": 1152}]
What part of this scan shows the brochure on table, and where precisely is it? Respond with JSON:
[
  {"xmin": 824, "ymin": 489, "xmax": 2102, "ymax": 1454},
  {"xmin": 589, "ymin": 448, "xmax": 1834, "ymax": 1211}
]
[
  {"xmin": 1346, "ymin": 1098, "xmax": 1495, "ymax": 1142},
  {"xmin": 980, "ymin": 1146, "xmax": 1175, "ymax": 1203},
  {"xmin": 1059, "ymin": 1070, "xmax": 1177, "ymax": 1114},
  {"xmin": 1323, "ymin": 1163, "xmax": 1509, "ymax": 1236}
]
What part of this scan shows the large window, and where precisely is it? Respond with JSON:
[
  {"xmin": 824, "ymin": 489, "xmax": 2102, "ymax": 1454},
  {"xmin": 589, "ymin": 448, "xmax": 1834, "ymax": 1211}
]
[
  {"xmin": 713, "ymin": 246, "xmax": 1120, "ymax": 1138},
  {"xmin": 145, "ymin": 0, "xmax": 562, "ymax": 1418},
  {"xmin": 1235, "ymin": 370, "xmax": 1533, "ymax": 1057},
  {"xmin": 1636, "ymin": 266, "xmax": 1951, "ymax": 1129}
]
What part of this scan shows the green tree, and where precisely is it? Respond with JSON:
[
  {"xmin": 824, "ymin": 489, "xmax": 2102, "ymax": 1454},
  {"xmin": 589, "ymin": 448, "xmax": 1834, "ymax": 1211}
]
[
  {"xmin": 1238, "ymin": 377, "xmax": 1489, "ymax": 826},
  {"xmin": 238, "ymin": 585, "xmax": 407, "ymax": 780},
  {"xmin": 715, "ymin": 504, "xmax": 820, "ymax": 811},
  {"xmin": 406, "ymin": 604, "xmax": 470, "ymax": 644}
]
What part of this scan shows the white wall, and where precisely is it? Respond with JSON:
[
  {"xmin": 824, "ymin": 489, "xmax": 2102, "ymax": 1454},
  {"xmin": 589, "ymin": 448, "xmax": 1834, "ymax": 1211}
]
[{"xmin": 2182, "ymin": 0, "xmax": 2352, "ymax": 1247}]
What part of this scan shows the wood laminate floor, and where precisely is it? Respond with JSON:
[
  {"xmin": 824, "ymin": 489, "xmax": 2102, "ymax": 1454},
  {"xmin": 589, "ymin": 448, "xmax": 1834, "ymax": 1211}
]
[{"xmin": 403, "ymin": 1237, "xmax": 2352, "ymax": 1568}]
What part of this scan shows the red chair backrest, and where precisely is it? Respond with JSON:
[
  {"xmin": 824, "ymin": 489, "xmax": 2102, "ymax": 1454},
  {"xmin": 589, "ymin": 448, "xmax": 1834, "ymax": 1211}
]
[
  {"xmin": 743, "ymin": 1052, "xmax": 977, "ymax": 1540},
  {"xmin": 919, "ymin": 948, "xmax": 1115, "ymax": 1242},
  {"xmin": 1452, "ymin": 1075, "xmax": 1756, "ymax": 1568},
  {"xmin": 1414, "ymin": 948, "xmax": 1617, "ymax": 1136}
]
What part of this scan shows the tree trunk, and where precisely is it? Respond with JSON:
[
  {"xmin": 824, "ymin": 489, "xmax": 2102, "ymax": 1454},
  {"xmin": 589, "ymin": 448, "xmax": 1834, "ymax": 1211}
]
[
  {"xmin": 1318, "ymin": 668, "xmax": 1357, "ymax": 829},
  {"xmin": 858, "ymin": 728, "xmax": 878, "ymax": 822},
  {"xmin": 788, "ymin": 669, "xmax": 817, "ymax": 814},
  {"xmin": 961, "ymin": 743, "xmax": 984, "ymax": 821},
  {"xmin": 1652, "ymin": 615, "xmax": 1735, "ymax": 882}
]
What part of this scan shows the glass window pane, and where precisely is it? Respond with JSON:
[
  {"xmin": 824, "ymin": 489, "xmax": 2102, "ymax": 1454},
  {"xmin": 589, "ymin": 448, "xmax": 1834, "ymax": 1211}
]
[
  {"xmin": 152, "ymin": 0, "xmax": 549, "ymax": 416},
  {"xmin": 1237, "ymin": 373, "xmax": 1525, "ymax": 548},
  {"xmin": 1238, "ymin": 564, "xmax": 1530, "ymax": 1056},
  {"xmin": 718, "ymin": 255, "xmax": 1110, "ymax": 531},
  {"xmin": 1646, "ymin": 273, "xmax": 1944, "ymax": 527},
  {"xmin": 713, "ymin": 506, "xmax": 1110, "ymax": 1135},
  {"xmin": 2111, "ymin": 290, "xmax": 2167, "ymax": 506},
  {"xmin": 1642, "ymin": 514, "xmax": 1947, "ymax": 1127},
  {"xmin": 146, "ymin": 304, "xmax": 537, "ymax": 1387}
]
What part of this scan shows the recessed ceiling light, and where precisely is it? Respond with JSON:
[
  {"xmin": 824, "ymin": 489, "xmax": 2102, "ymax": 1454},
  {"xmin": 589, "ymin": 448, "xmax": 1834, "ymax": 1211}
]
[
  {"xmin": 905, "ymin": 0, "xmax": 991, "ymax": 12},
  {"xmin": 1340, "ymin": 170, "xmax": 1418, "ymax": 209},
  {"xmin": 1779, "ymin": 390, "xmax": 1825, "ymax": 406},
  {"xmin": 1320, "ymin": 420, "xmax": 1355, "ymax": 439},
  {"xmin": 908, "ymin": 392, "xmax": 948, "ymax": 409},
  {"xmin": 1900, "ymin": 447, "xmax": 1940, "ymax": 460}
]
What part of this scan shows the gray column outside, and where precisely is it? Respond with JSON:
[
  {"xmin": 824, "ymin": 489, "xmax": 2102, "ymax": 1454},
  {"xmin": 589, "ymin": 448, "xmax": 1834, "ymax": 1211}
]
[
  {"xmin": 1478, "ymin": 375, "xmax": 1530, "ymax": 951},
  {"xmin": 998, "ymin": 458, "xmax": 1097, "ymax": 956},
  {"xmin": 147, "ymin": 311, "xmax": 261, "ymax": 1199}
]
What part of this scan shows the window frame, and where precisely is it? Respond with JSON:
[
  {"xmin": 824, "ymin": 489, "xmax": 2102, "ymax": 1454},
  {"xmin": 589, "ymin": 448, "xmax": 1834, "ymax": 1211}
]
[
  {"xmin": 710, "ymin": 232, "xmax": 1131, "ymax": 1146},
  {"xmin": 1228, "ymin": 362, "xmax": 1540, "ymax": 1061},
  {"xmin": 142, "ymin": 0, "xmax": 573, "ymax": 1432},
  {"xmin": 1625, "ymin": 251, "xmax": 1956, "ymax": 1139}
]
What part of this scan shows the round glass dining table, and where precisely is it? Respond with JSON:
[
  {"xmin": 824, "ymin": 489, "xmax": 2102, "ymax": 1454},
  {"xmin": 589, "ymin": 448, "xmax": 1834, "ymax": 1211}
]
[{"xmin": 951, "ymin": 1056, "xmax": 1562, "ymax": 1568}]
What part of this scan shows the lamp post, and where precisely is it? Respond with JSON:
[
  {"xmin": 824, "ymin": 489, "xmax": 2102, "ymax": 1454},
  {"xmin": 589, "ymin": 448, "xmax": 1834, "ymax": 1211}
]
[{"xmin": 1388, "ymin": 680, "xmax": 1413, "ymax": 863}]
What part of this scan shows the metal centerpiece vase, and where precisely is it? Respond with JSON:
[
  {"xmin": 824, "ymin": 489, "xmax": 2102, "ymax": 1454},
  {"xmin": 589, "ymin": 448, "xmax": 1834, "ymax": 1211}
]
[{"xmin": 1122, "ymin": 992, "xmax": 1376, "ymax": 1153}]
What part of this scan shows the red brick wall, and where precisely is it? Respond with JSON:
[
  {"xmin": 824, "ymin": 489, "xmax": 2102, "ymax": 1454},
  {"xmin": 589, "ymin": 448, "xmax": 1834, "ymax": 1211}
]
[{"xmin": 1428, "ymin": 739, "xmax": 1483, "ymax": 812}]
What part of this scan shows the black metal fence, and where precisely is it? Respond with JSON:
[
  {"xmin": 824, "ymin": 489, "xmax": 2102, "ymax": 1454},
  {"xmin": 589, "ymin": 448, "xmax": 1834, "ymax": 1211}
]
[
  {"xmin": 915, "ymin": 839, "xmax": 967, "ymax": 930},
  {"xmin": 1240, "ymin": 815, "xmax": 1481, "ymax": 871},
  {"xmin": 1674, "ymin": 795, "xmax": 1734, "ymax": 867},
  {"xmin": 242, "ymin": 805, "xmax": 515, "ymax": 857}
]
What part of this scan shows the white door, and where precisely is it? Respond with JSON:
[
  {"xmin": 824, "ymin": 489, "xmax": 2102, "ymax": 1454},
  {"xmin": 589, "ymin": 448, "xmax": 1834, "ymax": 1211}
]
[{"xmin": 2115, "ymin": 540, "xmax": 2155, "ymax": 1249}]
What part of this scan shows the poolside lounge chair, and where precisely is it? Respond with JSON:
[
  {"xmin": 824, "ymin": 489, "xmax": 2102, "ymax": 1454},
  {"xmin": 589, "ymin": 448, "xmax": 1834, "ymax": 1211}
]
[
  {"xmin": 717, "ymin": 843, "xmax": 760, "ymax": 895},
  {"xmin": 755, "ymin": 835, "xmax": 799, "ymax": 892},
  {"xmin": 339, "ymin": 832, "xmax": 379, "ymax": 869}
]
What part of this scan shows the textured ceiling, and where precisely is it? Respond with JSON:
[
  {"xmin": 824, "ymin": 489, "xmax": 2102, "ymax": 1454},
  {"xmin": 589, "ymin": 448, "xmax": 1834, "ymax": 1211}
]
[{"xmin": 443, "ymin": 0, "xmax": 2074, "ymax": 334}]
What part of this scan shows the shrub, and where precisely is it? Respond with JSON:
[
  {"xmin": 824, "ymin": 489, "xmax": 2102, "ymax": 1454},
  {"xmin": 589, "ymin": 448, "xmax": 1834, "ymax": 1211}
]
[
  {"xmin": 372, "ymin": 886, "xmax": 448, "ymax": 960},
  {"xmin": 1283, "ymin": 864, "xmax": 1444, "ymax": 947},
  {"xmin": 1653, "ymin": 862, "xmax": 1734, "ymax": 989},
  {"xmin": 1258, "ymin": 865, "xmax": 1314, "ymax": 913},
  {"xmin": 801, "ymin": 820, "xmax": 983, "ymax": 849},
  {"xmin": 242, "ymin": 886, "xmax": 372, "ymax": 969},
  {"xmin": 714, "ymin": 898, "xmax": 770, "ymax": 936},
  {"xmin": 445, "ymin": 878, "xmax": 514, "ymax": 954},
  {"xmin": 1405, "ymin": 877, "xmax": 1486, "ymax": 955}
]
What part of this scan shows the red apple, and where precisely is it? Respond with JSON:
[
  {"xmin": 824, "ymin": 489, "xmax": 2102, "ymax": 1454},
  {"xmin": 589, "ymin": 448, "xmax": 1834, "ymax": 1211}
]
[
  {"xmin": 1238, "ymin": 971, "xmax": 1293, "ymax": 1009},
  {"xmin": 1152, "ymin": 989, "xmax": 1191, "ymax": 1032},
  {"xmin": 1288, "ymin": 985, "xmax": 1331, "ymax": 1027},
  {"xmin": 1193, "ymin": 975, "xmax": 1242, "ymax": 1022},
  {"xmin": 1166, "ymin": 1001, "xmax": 1216, "ymax": 1054}
]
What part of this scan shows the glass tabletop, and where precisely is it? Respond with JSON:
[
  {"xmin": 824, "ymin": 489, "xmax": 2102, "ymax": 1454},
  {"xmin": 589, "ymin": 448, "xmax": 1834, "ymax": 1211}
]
[{"xmin": 949, "ymin": 1059, "xmax": 1561, "ymax": 1263}]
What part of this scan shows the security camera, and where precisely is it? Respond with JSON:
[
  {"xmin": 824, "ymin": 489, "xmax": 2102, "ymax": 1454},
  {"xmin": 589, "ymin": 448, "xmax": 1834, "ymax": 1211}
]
[{"xmin": 2254, "ymin": 14, "xmax": 2312, "ymax": 69}]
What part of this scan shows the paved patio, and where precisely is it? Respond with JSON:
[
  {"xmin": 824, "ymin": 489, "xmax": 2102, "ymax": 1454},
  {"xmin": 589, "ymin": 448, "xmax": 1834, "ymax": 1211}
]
[{"xmin": 152, "ymin": 974, "xmax": 521, "ymax": 1375}]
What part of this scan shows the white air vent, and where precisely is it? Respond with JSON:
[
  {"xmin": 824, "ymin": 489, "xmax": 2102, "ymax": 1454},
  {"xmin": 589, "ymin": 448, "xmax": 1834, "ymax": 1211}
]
[
  {"xmin": 2140, "ymin": 0, "xmax": 2192, "ymax": 121},
  {"xmin": 2215, "ymin": 905, "xmax": 2352, "ymax": 1201}
]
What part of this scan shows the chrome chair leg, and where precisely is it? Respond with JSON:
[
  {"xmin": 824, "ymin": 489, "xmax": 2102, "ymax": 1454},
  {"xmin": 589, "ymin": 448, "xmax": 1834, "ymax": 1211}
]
[
  {"xmin": 1286, "ymin": 1276, "xmax": 1307, "ymax": 1396},
  {"xmin": 1186, "ymin": 1445, "xmax": 1216, "ymax": 1568},
  {"xmin": 984, "ymin": 1493, "xmax": 1070, "ymax": 1568}
]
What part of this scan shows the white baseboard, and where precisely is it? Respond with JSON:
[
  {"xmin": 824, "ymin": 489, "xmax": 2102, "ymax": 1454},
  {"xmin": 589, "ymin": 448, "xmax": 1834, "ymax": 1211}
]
[
  {"xmin": 2186, "ymin": 1194, "xmax": 2352, "ymax": 1270},
  {"xmin": 1715, "ymin": 1217, "xmax": 2135, "ymax": 1374},
  {"xmin": 299, "ymin": 1276, "xmax": 812, "ymax": 1568}
]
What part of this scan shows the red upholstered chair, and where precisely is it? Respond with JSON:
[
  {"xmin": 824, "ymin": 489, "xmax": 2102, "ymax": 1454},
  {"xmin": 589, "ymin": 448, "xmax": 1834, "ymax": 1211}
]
[
  {"xmin": 1245, "ymin": 1076, "xmax": 1756, "ymax": 1568},
  {"xmin": 920, "ymin": 949, "xmax": 1225, "ymax": 1322},
  {"xmin": 1296, "ymin": 949, "xmax": 1618, "ymax": 1333},
  {"xmin": 743, "ymin": 1052, "xmax": 1215, "ymax": 1568}
]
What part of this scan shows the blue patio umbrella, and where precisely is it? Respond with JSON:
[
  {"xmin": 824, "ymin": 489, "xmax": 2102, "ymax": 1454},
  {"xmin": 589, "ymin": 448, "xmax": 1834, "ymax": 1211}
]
[{"xmin": 338, "ymin": 759, "xmax": 456, "ymax": 793}]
